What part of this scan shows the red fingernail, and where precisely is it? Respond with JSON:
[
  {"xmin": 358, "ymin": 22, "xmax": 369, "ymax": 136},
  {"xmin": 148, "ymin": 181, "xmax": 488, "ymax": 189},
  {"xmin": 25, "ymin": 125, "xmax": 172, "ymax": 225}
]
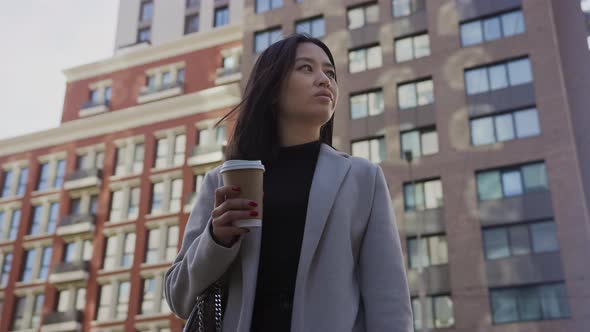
[
  {"xmin": 250, "ymin": 211, "xmax": 258, "ymax": 217},
  {"xmin": 249, "ymin": 201, "xmax": 258, "ymax": 207},
  {"xmin": 232, "ymin": 186, "xmax": 241, "ymax": 191}
]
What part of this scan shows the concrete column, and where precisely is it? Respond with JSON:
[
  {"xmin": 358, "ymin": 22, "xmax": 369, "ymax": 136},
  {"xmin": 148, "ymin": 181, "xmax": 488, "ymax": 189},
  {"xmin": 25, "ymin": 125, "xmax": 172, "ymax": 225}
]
[
  {"xmin": 109, "ymin": 281, "xmax": 120, "ymax": 319},
  {"xmin": 10, "ymin": 167, "xmax": 20, "ymax": 196},
  {"xmin": 121, "ymin": 186, "xmax": 131, "ymax": 220},
  {"xmin": 31, "ymin": 247, "xmax": 42, "ymax": 281},
  {"xmin": 166, "ymin": 132, "xmax": 175, "ymax": 168},
  {"xmin": 74, "ymin": 239, "xmax": 84, "ymax": 262},
  {"xmin": 158, "ymin": 224, "xmax": 167, "ymax": 262},
  {"xmin": 47, "ymin": 159, "xmax": 58, "ymax": 190},
  {"xmin": 162, "ymin": 177, "xmax": 172, "ymax": 213},
  {"xmin": 67, "ymin": 286, "xmax": 76, "ymax": 310},
  {"xmin": 40, "ymin": 202, "xmax": 50, "ymax": 234},
  {"xmin": 115, "ymin": 233, "xmax": 125, "ymax": 268},
  {"xmin": 154, "ymin": 274, "xmax": 164, "ymax": 313},
  {"xmin": 200, "ymin": 0, "xmax": 214, "ymax": 33},
  {"xmin": 124, "ymin": 140, "xmax": 135, "ymax": 175},
  {"xmin": 22, "ymin": 293, "xmax": 35, "ymax": 329},
  {"xmin": 80, "ymin": 194, "xmax": 91, "ymax": 215},
  {"xmin": 87, "ymin": 150, "xmax": 97, "ymax": 170}
]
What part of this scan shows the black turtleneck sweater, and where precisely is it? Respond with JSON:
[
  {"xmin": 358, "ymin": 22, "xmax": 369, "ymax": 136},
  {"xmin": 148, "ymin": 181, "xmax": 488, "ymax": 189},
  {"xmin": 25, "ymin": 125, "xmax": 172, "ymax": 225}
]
[{"xmin": 250, "ymin": 139, "xmax": 322, "ymax": 332}]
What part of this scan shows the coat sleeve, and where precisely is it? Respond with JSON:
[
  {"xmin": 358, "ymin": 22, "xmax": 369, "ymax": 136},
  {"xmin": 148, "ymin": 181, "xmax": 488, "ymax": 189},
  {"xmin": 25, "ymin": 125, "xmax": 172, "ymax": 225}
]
[
  {"xmin": 164, "ymin": 169, "xmax": 243, "ymax": 319},
  {"xmin": 359, "ymin": 164, "xmax": 414, "ymax": 332}
]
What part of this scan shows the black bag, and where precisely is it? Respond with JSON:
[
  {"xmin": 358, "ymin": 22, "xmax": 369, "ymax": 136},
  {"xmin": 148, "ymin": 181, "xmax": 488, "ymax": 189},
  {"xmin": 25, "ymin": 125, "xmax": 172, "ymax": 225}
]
[{"xmin": 183, "ymin": 280, "xmax": 226, "ymax": 332}]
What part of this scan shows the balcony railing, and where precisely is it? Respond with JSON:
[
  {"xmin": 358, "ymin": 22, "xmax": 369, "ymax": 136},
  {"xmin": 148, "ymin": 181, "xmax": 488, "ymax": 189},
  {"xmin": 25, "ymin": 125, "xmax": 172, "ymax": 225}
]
[
  {"xmin": 215, "ymin": 65, "xmax": 241, "ymax": 85},
  {"xmin": 65, "ymin": 168, "xmax": 102, "ymax": 182},
  {"xmin": 140, "ymin": 80, "xmax": 184, "ymax": 96},
  {"xmin": 53, "ymin": 260, "xmax": 90, "ymax": 274},
  {"xmin": 138, "ymin": 80, "xmax": 185, "ymax": 104},
  {"xmin": 188, "ymin": 143, "xmax": 225, "ymax": 166},
  {"xmin": 49, "ymin": 261, "xmax": 90, "ymax": 284},
  {"xmin": 42, "ymin": 310, "xmax": 83, "ymax": 332},
  {"xmin": 44, "ymin": 310, "xmax": 83, "ymax": 325},
  {"xmin": 64, "ymin": 168, "xmax": 102, "ymax": 190},
  {"xmin": 79, "ymin": 100, "xmax": 110, "ymax": 117},
  {"xmin": 60, "ymin": 214, "xmax": 95, "ymax": 228},
  {"xmin": 57, "ymin": 214, "xmax": 96, "ymax": 236}
]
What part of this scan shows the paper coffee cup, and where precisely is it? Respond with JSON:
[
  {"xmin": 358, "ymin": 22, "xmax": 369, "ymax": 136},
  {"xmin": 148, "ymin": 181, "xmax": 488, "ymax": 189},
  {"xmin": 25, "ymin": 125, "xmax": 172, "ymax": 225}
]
[{"xmin": 219, "ymin": 160, "xmax": 265, "ymax": 228}]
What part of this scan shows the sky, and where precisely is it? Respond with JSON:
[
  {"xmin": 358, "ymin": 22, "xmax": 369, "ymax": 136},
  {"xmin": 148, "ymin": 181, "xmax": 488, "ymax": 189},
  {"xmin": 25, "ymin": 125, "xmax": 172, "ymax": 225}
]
[{"xmin": 0, "ymin": 0, "xmax": 119, "ymax": 140}]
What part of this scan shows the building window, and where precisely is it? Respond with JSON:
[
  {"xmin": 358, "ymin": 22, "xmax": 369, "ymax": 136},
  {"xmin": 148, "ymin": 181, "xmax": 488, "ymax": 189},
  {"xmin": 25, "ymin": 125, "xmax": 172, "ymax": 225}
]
[
  {"xmin": 139, "ymin": 1, "xmax": 153, "ymax": 22},
  {"xmin": 398, "ymin": 78, "xmax": 434, "ymax": 110},
  {"xmin": 29, "ymin": 205, "xmax": 43, "ymax": 236},
  {"xmin": 490, "ymin": 283, "xmax": 570, "ymax": 323},
  {"xmin": 39, "ymin": 246, "xmax": 52, "ymax": 279},
  {"xmin": 460, "ymin": 10, "xmax": 525, "ymax": 47},
  {"xmin": 54, "ymin": 159, "xmax": 66, "ymax": 188},
  {"xmin": 21, "ymin": 249, "xmax": 36, "ymax": 282},
  {"xmin": 186, "ymin": 0, "xmax": 200, "ymax": 8},
  {"xmin": 141, "ymin": 277, "xmax": 157, "ymax": 314},
  {"xmin": 174, "ymin": 134, "xmax": 186, "ymax": 166},
  {"xmin": 154, "ymin": 138, "xmax": 168, "ymax": 169},
  {"xmin": 16, "ymin": 167, "xmax": 28, "ymax": 196},
  {"xmin": 36, "ymin": 158, "xmax": 65, "ymax": 191},
  {"xmin": 11, "ymin": 296, "xmax": 27, "ymax": 330},
  {"xmin": 214, "ymin": 6, "xmax": 229, "ymax": 27},
  {"xmin": 408, "ymin": 234, "xmax": 448, "ymax": 269},
  {"xmin": 350, "ymin": 89, "xmax": 384, "ymax": 119},
  {"xmin": 184, "ymin": 14, "xmax": 199, "ymax": 34},
  {"xmin": 57, "ymin": 287, "xmax": 86, "ymax": 312},
  {"xmin": 412, "ymin": 295, "xmax": 454, "ymax": 329},
  {"xmin": 465, "ymin": 57, "xmax": 533, "ymax": 95},
  {"xmin": 114, "ymin": 141, "xmax": 145, "ymax": 176},
  {"xmin": 140, "ymin": 273, "xmax": 170, "ymax": 315},
  {"xmin": 154, "ymin": 133, "xmax": 186, "ymax": 169},
  {"xmin": 1, "ymin": 169, "xmax": 13, "ymax": 197},
  {"xmin": 145, "ymin": 224, "xmax": 179, "ymax": 264},
  {"xmin": 97, "ymin": 280, "xmax": 131, "ymax": 321},
  {"xmin": 102, "ymin": 232, "xmax": 136, "ymax": 270},
  {"xmin": 150, "ymin": 178, "xmax": 183, "ymax": 215},
  {"xmin": 138, "ymin": 27, "xmax": 151, "ymax": 43},
  {"xmin": 108, "ymin": 186, "xmax": 140, "ymax": 222},
  {"xmin": 256, "ymin": 0, "xmax": 283, "ymax": 13},
  {"xmin": 348, "ymin": 44, "xmax": 382, "ymax": 73},
  {"xmin": 8, "ymin": 208, "xmax": 21, "ymax": 241},
  {"xmin": 347, "ymin": 2, "xmax": 379, "ymax": 30},
  {"xmin": 393, "ymin": 0, "xmax": 425, "ymax": 18},
  {"xmin": 404, "ymin": 178, "xmax": 443, "ymax": 211},
  {"xmin": 471, "ymin": 108, "xmax": 540, "ymax": 146},
  {"xmin": 254, "ymin": 27, "xmax": 282, "ymax": 53},
  {"xmin": 401, "ymin": 127, "xmax": 439, "ymax": 159},
  {"xmin": 476, "ymin": 162, "xmax": 548, "ymax": 201},
  {"xmin": 0, "ymin": 252, "xmax": 13, "ymax": 287},
  {"xmin": 395, "ymin": 33, "xmax": 430, "ymax": 62},
  {"xmin": 295, "ymin": 16, "xmax": 325, "ymax": 38},
  {"xmin": 76, "ymin": 150, "xmax": 104, "ymax": 171},
  {"xmin": 28, "ymin": 202, "xmax": 59, "ymax": 236},
  {"xmin": 483, "ymin": 220, "xmax": 559, "ymax": 260},
  {"xmin": 37, "ymin": 162, "xmax": 49, "ymax": 191},
  {"xmin": 194, "ymin": 173, "xmax": 205, "ymax": 194},
  {"xmin": 151, "ymin": 182, "xmax": 165, "ymax": 214},
  {"xmin": 351, "ymin": 137, "xmax": 386, "ymax": 164}
]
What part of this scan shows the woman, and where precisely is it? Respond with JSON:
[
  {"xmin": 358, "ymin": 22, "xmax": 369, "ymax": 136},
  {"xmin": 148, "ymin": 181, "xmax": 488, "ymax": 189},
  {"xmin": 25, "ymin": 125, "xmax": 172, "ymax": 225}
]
[{"xmin": 164, "ymin": 33, "xmax": 413, "ymax": 332}]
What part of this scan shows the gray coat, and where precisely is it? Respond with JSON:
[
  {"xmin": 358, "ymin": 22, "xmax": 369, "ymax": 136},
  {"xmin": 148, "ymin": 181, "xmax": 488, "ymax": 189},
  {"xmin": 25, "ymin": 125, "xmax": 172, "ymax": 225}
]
[{"xmin": 164, "ymin": 143, "xmax": 414, "ymax": 332}]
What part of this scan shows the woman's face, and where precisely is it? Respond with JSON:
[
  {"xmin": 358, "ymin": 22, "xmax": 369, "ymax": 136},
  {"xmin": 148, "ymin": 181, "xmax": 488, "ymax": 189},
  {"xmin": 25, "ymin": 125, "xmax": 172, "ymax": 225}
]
[{"xmin": 277, "ymin": 42, "xmax": 339, "ymax": 129}]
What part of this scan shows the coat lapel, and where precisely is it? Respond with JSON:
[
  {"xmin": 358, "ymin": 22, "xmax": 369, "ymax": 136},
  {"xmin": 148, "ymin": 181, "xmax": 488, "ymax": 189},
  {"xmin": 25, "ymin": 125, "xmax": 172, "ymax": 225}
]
[{"xmin": 291, "ymin": 143, "xmax": 351, "ymax": 329}]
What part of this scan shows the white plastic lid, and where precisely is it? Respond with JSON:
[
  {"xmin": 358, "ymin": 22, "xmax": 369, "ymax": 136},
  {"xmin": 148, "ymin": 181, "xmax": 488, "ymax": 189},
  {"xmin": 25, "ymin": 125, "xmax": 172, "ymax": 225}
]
[{"xmin": 220, "ymin": 160, "xmax": 265, "ymax": 173}]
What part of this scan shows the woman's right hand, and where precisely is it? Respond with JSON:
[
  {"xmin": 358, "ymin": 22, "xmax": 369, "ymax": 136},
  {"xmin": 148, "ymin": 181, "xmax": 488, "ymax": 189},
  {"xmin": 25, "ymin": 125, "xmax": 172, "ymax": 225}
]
[{"xmin": 211, "ymin": 185, "xmax": 259, "ymax": 247}]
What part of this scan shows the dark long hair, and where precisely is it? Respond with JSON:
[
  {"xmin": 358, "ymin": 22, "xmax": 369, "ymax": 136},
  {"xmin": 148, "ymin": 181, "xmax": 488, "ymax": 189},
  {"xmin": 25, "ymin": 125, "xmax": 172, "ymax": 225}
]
[{"xmin": 214, "ymin": 33, "xmax": 338, "ymax": 166}]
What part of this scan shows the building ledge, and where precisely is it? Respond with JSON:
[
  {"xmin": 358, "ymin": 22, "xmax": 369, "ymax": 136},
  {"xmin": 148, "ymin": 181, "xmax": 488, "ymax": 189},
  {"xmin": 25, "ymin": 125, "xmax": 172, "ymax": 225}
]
[
  {"xmin": 215, "ymin": 70, "xmax": 242, "ymax": 85},
  {"xmin": 79, "ymin": 103, "xmax": 109, "ymax": 118},
  {"xmin": 49, "ymin": 270, "xmax": 89, "ymax": 284},
  {"xmin": 137, "ymin": 84, "xmax": 184, "ymax": 104}
]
